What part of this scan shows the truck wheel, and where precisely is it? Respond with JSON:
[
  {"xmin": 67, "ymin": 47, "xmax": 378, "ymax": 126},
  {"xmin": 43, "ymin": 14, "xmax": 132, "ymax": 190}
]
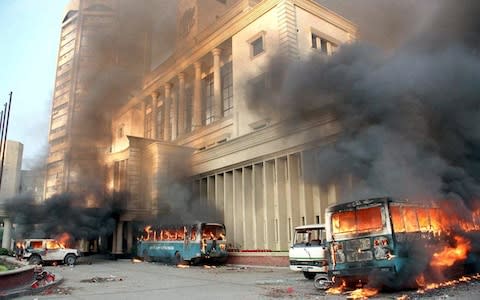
[
  {"xmin": 303, "ymin": 271, "xmax": 316, "ymax": 280},
  {"xmin": 64, "ymin": 254, "xmax": 77, "ymax": 265},
  {"xmin": 314, "ymin": 273, "xmax": 331, "ymax": 290},
  {"xmin": 29, "ymin": 255, "xmax": 42, "ymax": 265}
]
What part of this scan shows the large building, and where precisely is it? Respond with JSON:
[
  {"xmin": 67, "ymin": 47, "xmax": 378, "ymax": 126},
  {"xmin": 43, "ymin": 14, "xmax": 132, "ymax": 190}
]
[
  {"xmin": 103, "ymin": 0, "xmax": 357, "ymax": 258},
  {"xmin": 45, "ymin": 0, "xmax": 150, "ymax": 199}
]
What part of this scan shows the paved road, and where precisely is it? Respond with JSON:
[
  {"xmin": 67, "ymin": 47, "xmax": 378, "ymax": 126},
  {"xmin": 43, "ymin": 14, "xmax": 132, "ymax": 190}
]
[{"xmin": 14, "ymin": 257, "xmax": 480, "ymax": 300}]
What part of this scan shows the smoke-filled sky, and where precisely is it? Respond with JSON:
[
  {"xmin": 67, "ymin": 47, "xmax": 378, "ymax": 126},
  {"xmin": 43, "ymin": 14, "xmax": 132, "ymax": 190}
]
[{"xmin": 248, "ymin": 0, "xmax": 480, "ymax": 210}]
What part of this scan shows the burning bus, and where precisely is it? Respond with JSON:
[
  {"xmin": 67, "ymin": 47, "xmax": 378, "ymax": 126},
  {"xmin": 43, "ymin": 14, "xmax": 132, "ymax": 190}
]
[
  {"xmin": 325, "ymin": 197, "xmax": 480, "ymax": 290},
  {"xmin": 137, "ymin": 222, "xmax": 227, "ymax": 265}
]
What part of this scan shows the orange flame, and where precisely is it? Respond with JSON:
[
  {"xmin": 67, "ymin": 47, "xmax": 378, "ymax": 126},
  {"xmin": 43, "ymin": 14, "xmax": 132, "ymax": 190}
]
[
  {"xmin": 326, "ymin": 280, "xmax": 347, "ymax": 295},
  {"xmin": 55, "ymin": 232, "xmax": 73, "ymax": 248},
  {"xmin": 348, "ymin": 287, "xmax": 379, "ymax": 299},
  {"xmin": 430, "ymin": 235, "xmax": 471, "ymax": 268}
]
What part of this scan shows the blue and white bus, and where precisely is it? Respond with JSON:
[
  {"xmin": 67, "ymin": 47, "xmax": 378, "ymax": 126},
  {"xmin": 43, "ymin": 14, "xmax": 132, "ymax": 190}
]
[{"xmin": 137, "ymin": 222, "xmax": 227, "ymax": 265}]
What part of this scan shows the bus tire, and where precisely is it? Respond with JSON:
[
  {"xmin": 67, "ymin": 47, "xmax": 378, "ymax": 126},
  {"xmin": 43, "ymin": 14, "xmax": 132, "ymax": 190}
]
[
  {"xmin": 303, "ymin": 272, "xmax": 316, "ymax": 280},
  {"xmin": 143, "ymin": 250, "xmax": 152, "ymax": 262},
  {"xmin": 175, "ymin": 252, "xmax": 183, "ymax": 264}
]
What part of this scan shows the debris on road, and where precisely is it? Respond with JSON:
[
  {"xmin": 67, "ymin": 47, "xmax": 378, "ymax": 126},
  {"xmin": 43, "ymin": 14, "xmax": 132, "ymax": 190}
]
[{"xmin": 80, "ymin": 275, "xmax": 123, "ymax": 283}]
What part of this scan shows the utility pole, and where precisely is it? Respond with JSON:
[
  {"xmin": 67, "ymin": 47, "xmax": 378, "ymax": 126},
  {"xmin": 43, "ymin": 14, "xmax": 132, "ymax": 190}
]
[{"xmin": 0, "ymin": 92, "xmax": 13, "ymax": 190}]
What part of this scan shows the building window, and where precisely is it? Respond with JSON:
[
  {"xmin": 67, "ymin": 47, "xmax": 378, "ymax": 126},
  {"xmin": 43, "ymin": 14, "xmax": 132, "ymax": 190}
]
[
  {"xmin": 203, "ymin": 73, "xmax": 214, "ymax": 125},
  {"xmin": 221, "ymin": 62, "xmax": 233, "ymax": 117},
  {"xmin": 311, "ymin": 33, "xmax": 338, "ymax": 55},
  {"xmin": 251, "ymin": 36, "xmax": 264, "ymax": 57}
]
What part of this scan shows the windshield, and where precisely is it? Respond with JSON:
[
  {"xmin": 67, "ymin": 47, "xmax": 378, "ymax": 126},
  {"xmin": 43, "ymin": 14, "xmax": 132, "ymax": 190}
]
[
  {"xmin": 331, "ymin": 205, "xmax": 385, "ymax": 234},
  {"xmin": 202, "ymin": 224, "xmax": 226, "ymax": 240},
  {"xmin": 294, "ymin": 228, "xmax": 325, "ymax": 246}
]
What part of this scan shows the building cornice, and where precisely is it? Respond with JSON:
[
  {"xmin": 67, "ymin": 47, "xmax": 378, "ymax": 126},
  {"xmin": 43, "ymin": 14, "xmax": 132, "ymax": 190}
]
[{"xmin": 191, "ymin": 113, "xmax": 339, "ymax": 172}]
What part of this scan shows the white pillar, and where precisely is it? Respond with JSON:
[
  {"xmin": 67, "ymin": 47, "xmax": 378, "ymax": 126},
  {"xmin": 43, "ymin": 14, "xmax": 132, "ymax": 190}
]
[
  {"xmin": 115, "ymin": 221, "xmax": 124, "ymax": 254},
  {"xmin": 2, "ymin": 218, "xmax": 12, "ymax": 249},
  {"xmin": 192, "ymin": 62, "xmax": 202, "ymax": 129},
  {"xmin": 163, "ymin": 83, "xmax": 172, "ymax": 141},
  {"xmin": 212, "ymin": 48, "xmax": 223, "ymax": 121},
  {"xmin": 177, "ymin": 73, "xmax": 186, "ymax": 136},
  {"xmin": 151, "ymin": 91, "xmax": 159, "ymax": 139}
]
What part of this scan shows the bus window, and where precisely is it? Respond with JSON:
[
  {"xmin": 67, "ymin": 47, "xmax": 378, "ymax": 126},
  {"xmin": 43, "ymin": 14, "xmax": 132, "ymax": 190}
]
[
  {"xmin": 390, "ymin": 206, "xmax": 405, "ymax": 232},
  {"xmin": 332, "ymin": 210, "xmax": 355, "ymax": 234},
  {"xmin": 190, "ymin": 226, "xmax": 197, "ymax": 240},
  {"xmin": 404, "ymin": 207, "xmax": 419, "ymax": 232},
  {"xmin": 332, "ymin": 206, "xmax": 384, "ymax": 234},
  {"xmin": 357, "ymin": 206, "xmax": 383, "ymax": 232},
  {"xmin": 417, "ymin": 208, "xmax": 430, "ymax": 232},
  {"xmin": 429, "ymin": 208, "xmax": 442, "ymax": 233}
]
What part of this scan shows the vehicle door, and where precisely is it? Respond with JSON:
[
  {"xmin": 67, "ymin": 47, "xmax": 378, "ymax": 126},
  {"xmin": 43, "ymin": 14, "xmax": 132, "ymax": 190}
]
[{"xmin": 45, "ymin": 240, "xmax": 64, "ymax": 261}]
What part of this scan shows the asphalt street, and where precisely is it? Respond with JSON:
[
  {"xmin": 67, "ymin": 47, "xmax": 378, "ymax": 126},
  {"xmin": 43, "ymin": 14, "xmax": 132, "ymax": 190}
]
[{"xmin": 13, "ymin": 257, "xmax": 480, "ymax": 300}]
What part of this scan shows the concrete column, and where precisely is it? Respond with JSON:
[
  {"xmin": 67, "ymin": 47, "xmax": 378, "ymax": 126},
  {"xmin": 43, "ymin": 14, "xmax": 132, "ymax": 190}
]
[
  {"xmin": 1, "ymin": 218, "xmax": 12, "ymax": 249},
  {"xmin": 115, "ymin": 221, "xmax": 124, "ymax": 254},
  {"xmin": 127, "ymin": 222, "xmax": 133, "ymax": 253},
  {"xmin": 192, "ymin": 62, "xmax": 202, "ymax": 129},
  {"xmin": 163, "ymin": 83, "xmax": 172, "ymax": 141},
  {"xmin": 212, "ymin": 48, "xmax": 223, "ymax": 121},
  {"xmin": 177, "ymin": 73, "xmax": 186, "ymax": 136},
  {"xmin": 326, "ymin": 41, "xmax": 332, "ymax": 55},
  {"xmin": 171, "ymin": 90, "xmax": 178, "ymax": 140},
  {"xmin": 112, "ymin": 229, "xmax": 117, "ymax": 254},
  {"xmin": 151, "ymin": 91, "xmax": 159, "ymax": 139}
]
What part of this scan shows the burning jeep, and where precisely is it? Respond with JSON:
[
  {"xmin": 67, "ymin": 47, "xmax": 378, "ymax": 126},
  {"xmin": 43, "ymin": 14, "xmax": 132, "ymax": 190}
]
[{"xmin": 21, "ymin": 239, "xmax": 80, "ymax": 266}]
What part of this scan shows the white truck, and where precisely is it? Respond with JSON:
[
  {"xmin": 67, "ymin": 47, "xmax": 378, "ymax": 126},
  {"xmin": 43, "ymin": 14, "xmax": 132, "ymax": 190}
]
[
  {"xmin": 22, "ymin": 239, "xmax": 80, "ymax": 265},
  {"xmin": 288, "ymin": 224, "xmax": 332, "ymax": 289}
]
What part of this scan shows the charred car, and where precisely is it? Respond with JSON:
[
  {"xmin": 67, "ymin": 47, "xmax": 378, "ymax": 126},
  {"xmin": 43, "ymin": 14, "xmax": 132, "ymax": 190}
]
[{"xmin": 22, "ymin": 239, "xmax": 80, "ymax": 265}]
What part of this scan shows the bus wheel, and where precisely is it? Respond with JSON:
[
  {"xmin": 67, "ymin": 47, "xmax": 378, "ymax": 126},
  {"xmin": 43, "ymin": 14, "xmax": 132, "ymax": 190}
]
[
  {"xmin": 303, "ymin": 272, "xmax": 316, "ymax": 280},
  {"xmin": 143, "ymin": 250, "xmax": 152, "ymax": 262},
  {"xmin": 175, "ymin": 252, "xmax": 183, "ymax": 264}
]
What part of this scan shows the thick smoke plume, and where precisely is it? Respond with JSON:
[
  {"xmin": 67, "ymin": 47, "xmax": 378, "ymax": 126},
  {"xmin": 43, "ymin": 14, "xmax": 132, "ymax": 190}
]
[{"xmin": 248, "ymin": 1, "xmax": 480, "ymax": 210}]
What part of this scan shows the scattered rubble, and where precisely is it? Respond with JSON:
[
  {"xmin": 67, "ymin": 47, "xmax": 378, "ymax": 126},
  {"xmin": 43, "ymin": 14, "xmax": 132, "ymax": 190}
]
[{"xmin": 80, "ymin": 275, "xmax": 123, "ymax": 283}]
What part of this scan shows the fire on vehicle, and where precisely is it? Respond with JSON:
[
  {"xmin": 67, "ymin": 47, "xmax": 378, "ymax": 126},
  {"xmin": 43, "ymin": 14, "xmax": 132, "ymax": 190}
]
[
  {"xmin": 136, "ymin": 222, "xmax": 227, "ymax": 265},
  {"xmin": 325, "ymin": 197, "xmax": 480, "ymax": 291}
]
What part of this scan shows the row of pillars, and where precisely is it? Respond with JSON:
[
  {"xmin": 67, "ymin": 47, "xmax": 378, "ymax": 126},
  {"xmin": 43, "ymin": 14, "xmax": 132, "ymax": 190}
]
[
  {"xmin": 111, "ymin": 220, "xmax": 134, "ymax": 254},
  {"xmin": 149, "ymin": 48, "xmax": 224, "ymax": 141}
]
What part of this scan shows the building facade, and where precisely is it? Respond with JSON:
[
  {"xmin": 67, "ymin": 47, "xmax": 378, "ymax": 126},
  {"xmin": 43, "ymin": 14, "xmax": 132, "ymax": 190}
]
[
  {"xmin": 45, "ymin": 0, "xmax": 150, "ymax": 199},
  {"xmin": 106, "ymin": 0, "xmax": 357, "ymax": 255}
]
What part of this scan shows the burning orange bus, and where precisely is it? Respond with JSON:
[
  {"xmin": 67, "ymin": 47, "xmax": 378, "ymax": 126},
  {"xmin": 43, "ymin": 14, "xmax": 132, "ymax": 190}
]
[
  {"xmin": 137, "ymin": 222, "xmax": 227, "ymax": 265},
  {"xmin": 325, "ymin": 197, "xmax": 480, "ymax": 290}
]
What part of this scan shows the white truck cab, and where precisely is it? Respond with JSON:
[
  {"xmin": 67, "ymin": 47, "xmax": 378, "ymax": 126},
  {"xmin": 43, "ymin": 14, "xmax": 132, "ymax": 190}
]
[
  {"xmin": 288, "ymin": 224, "xmax": 331, "ymax": 289},
  {"xmin": 22, "ymin": 239, "xmax": 80, "ymax": 265}
]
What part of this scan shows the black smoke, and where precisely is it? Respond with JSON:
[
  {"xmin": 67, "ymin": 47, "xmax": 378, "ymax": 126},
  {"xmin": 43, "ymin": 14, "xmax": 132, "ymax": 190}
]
[
  {"xmin": 247, "ymin": 0, "xmax": 480, "ymax": 209},
  {"xmin": 5, "ymin": 193, "xmax": 121, "ymax": 241}
]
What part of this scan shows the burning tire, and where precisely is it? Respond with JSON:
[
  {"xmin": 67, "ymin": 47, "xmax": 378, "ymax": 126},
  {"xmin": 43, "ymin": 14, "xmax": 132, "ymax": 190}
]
[
  {"xmin": 64, "ymin": 254, "xmax": 77, "ymax": 265},
  {"xmin": 28, "ymin": 255, "xmax": 42, "ymax": 265}
]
